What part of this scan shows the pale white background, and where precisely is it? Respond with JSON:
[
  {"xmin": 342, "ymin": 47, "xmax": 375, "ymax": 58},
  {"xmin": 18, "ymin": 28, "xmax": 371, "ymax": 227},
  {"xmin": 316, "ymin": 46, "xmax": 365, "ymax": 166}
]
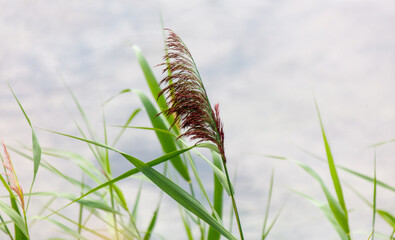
[{"xmin": 0, "ymin": 0, "xmax": 394, "ymax": 239}]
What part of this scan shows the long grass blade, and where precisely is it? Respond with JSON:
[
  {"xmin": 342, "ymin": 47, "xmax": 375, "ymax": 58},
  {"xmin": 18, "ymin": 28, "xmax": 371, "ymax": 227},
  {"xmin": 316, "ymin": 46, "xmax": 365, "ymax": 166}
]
[
  {"xmin": 315, "ymin": 100, "xmax": 350, "ymax": 236},
  {"xmin": 264, "ymin": 154, "xmax": 350, "ymax": 239},
  {"xmin": 134, "ymin": 89, "xmax": 190, "ymax": 181},
  {"xmin": 315, "ymin": 100, "xmax": 348, "ymax": 218},
  {"xmin": 102, "ymin": 89, "xmax": 131, "ymax": 106},
  {"xmin": 292, "ymin": 190, "xmax": 349, "ymax": 240},
  {"xmin": 120, "ymin": 153, "xmax": 237, "ymax": 240},
  {"xmin": 298, "ymin": 147, "xmax": 395, "ymax": 192},
  {"xmin": 347, "ymin": 184, "xmax": 395, "ymax": 232},
  {"xmin": 115, "ymin": 125, "xmax": 231, "ymax": 194},
  {"xmin": 0, "ymin": 201, "xmax": 28, "ymax": 238},
  {"xmin": 8, "ymin": 84, "xmax": 42, "ymax": 218},
  {"xmin": 295, "ymin": 161, "xmax": 348, "ymax": 236},
  {"xmin": 41, "ymin": 129, "xmax": 235, "ymax": 238},
  {"xmin": 133, "ymin": 46, "xmax": 169, "ymax": 113},
  {"xmin": 41, "ymin": 149, "xmax": 103, "ymax": 185},
  {"xmin": 39, "ymin": 130, "xmax": 196, "ymax": 218},
  {"xmin": 376, "ymin": 210, "xmax": 395, "ymax": 229}
]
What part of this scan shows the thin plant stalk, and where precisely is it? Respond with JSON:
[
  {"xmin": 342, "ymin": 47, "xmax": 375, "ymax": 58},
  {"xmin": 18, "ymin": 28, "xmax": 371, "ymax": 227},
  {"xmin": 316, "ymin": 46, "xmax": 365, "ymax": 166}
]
[
  {"xmin": 103, "ymin": 106, "xmax": 119, "ymax": 240},
  {"xmin": 222, "ymin": 157, "xmax": 244, "ymax": 240},
  {"xmin": 78, "ymin": 173, "xmax": 85, "ymax": 238}
]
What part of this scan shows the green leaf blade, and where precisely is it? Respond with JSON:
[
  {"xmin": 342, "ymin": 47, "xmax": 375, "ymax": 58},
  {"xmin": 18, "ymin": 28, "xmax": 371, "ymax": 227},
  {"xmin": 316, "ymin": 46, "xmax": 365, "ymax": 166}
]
[
  {"xmin": 315, "ymin": 100, "xmax": 350, "ymax": 235},
  {"xmin": 121, "ymin": 153, "xmax": 237, "ymax": 240},
  {"xmin": 0, "ymin": 201, "xmax": 29, "ymax": 239},
  {"xmin": 134, "ymin": 90, "xmax": 190, "ymax": 181},
  {"xmin": 133, "ymin": 45, "xmax": 168, "ymax": 112}
]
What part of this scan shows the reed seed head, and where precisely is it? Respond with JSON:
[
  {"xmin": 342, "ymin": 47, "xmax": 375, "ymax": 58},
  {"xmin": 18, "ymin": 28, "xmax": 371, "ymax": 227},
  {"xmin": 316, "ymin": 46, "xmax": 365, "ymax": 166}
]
[{"xmin": 158, "ymin": 29, "xmax": 226, "ymax": 162}]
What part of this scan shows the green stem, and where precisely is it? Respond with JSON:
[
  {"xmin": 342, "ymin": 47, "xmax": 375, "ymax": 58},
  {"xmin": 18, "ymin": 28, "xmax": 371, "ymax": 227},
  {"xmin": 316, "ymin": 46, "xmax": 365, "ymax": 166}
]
[
  {"xmin": 78, "ymin": 174, "xmax": 85, "ymax": 239},
  {"xmin": 22, "ymin": 207, "xmax": 29, "ymax": 239},
  {"xmin": 188, "ymin": 182, "xmax": 205, "ymax": 239},
  {"xmin": 77, "ymin": 203, "xmax": 83, "ymax": 238},
  {"xmin": 221, "ymin": 155, "xmax": 244, "ymax": 240},
  {"xmin": 109, "ymin": 185, "xmax": 119, "ymax": 240}
]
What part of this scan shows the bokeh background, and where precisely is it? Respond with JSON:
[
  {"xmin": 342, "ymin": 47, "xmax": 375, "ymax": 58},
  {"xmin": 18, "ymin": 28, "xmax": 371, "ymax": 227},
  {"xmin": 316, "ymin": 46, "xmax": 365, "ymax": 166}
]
[{"xmin": 0, "ymin": 0, "xmax": 394, "ymax": 239}]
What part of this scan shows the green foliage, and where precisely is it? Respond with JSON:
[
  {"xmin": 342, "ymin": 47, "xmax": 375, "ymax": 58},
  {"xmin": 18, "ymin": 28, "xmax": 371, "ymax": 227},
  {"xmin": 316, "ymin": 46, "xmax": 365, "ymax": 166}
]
[{"xmin": 0, "ymin": 33, "xmax": 392, "ymax": 240}]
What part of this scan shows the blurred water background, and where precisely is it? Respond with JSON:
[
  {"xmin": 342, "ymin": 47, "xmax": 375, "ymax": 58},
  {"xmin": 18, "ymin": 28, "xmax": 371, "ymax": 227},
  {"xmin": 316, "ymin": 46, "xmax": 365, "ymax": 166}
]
[{"xmin": 0, "ymin": 0, "xmax": 394, "ymax": 239}]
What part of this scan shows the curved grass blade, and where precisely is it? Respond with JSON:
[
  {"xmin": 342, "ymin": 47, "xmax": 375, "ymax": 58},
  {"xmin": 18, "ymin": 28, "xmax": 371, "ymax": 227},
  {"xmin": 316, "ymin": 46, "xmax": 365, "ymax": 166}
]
[
  {"xmin": 7, "ymin": 84, "xmax": 41, "ymax": 176},
  {"xmin": 293, "ymin": 160, "xmax": 349, "ymax": 237},
  {"xmin": 118, "ymin": 125, "xmax": 231, "ymax": 194},
  {"xmin": 101, "ymin": 107, "xmax": 121, "ymax": 240},
  {"xmin": 8, "ymin": 83, "xmax": 42, "ymax": 217},
  {"xmin": 10, "ymin": 197, "xmax": 27, "ymax": 240},
  {"xmin": 298, "ymin": 147, "xmax": 395, "ymax": 192},
  {"xmin": 349, "ymin": 185, "xmax": 395, "ymax": 232},
  {"xmin": 292, "ymin": 190, "xmax": 349, "ymax": 240},
  {"xmin": 120, "ymin": 153, "xmax": 237, "ymax": 240},
  {"xmin": 102, "ymin": 89, "xmax": 132, "ymax": 106},
  {"xmin": 63, "ymin": 81, "xmax": 109, "ymax": 171},
  {"xmin": 315, "ymin": 100, "xmax": 348, "ymax": 220},
  {"xmin": 28, "ymin": 192, "xmax": 119, "ymax": 214},
  {"xmin": 340, "ymin": 166, "xmax": 395, "ymax": 192},
  {"xmin": 133, "ymin": 46, "xmax": 169, "ymax": 113},
  {"xmin": 134, "ymin": 90, "xmax": 190, "ymax": 181},
  {"xmin": 264, "ymin": 154, "xmax": 350, "ymax": 239},
  {"xmin": 40, "ymin": 129, "xmax": 196, "ymax": 219},
  {"xmin": 42, "ymin": 147, "xmax": 128, "ymax": 212},
  {"xmin": 11, "ymin": 147, "xmax": 99, "ymax": 196},
  {"xmin": 0, "ymin": 201, "xmax": 28, "ymax": 238},
  {"xmin": 42, "ymin": 149, "xmax": 103, "ymax": 185},
  {"xmin": 376, "ymin": 210, "xmax": 395, "ymax": 229}
]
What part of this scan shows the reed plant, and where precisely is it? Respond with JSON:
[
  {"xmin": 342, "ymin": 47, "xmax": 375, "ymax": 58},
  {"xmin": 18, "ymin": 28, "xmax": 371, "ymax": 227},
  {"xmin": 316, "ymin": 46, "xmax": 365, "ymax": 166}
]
[{"xmin": 0, "ymin": 28, "xmax": 394, "ymax": 240}]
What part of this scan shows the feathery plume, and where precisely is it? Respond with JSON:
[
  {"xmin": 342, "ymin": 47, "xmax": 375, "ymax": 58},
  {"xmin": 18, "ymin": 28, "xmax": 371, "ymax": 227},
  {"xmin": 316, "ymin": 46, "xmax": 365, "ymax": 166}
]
[
  {"xmin": 158, "ymin": 29, "xmax": 244, "ymax": 239},
  {"xmin": 1, "ymin": 140, "xmax": 25, "ymax": 209},
  {"xmin": 158, "ymin": 29, "xmax": 226, "ymax": 162}
]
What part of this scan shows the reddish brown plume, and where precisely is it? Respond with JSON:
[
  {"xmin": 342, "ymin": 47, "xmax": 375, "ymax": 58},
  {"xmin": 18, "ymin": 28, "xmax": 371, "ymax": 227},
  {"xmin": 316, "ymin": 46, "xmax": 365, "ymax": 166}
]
[{"xmin": 158, "ymin": 29, "xmax": 226, "ymax": 162}]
